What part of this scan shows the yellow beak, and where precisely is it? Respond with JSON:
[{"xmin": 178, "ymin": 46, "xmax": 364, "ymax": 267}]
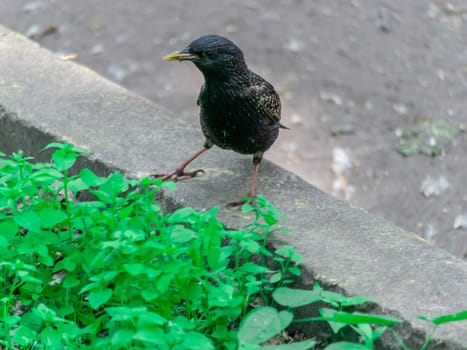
[{"xmin": 163, "ymin": 51, "xmax": 198, "ymax": 61}]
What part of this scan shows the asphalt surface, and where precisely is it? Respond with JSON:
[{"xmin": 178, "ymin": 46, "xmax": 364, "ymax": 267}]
[{"xmin": 1, "ymin": 0, "xmax": 467, "ymax": 258}]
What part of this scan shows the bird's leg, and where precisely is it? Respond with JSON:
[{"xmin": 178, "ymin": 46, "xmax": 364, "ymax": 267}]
[
  {"xmin": 153, "ymin": 144, "xmax": 211, "ymax": 181},
  {"xmin": 227, "ymin": 152, "xmax": 263, "ymax": 207},
  {"xmin": 247, "ymin": 156, "xmax": 262, "ymax": 198}
]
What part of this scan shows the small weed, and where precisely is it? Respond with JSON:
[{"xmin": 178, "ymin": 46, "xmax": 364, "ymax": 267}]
[{"xmin": 396, "ymin": 119, "xmax": 462, "ymax": 157}]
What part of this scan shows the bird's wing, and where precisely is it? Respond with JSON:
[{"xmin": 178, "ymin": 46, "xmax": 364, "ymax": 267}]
[
  {"xmin": 258, "ymin": 89, "xmax": 281, "ymax": 124},
  {"xmin": 247, "ymin": 80, "xmax": 282, "ymax": 125}
]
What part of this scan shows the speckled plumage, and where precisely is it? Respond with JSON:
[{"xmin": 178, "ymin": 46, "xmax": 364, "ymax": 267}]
[
  {"xmin": 161, "ymin": 34, "xmax": 287, "ymax": 202},
  {"xmin": 198, "ymin": 71, "xmax": 282, "ymax": 156},
  {"xmin": 190, "ymin": 35, "xmax": 285, "ymax": 157}
]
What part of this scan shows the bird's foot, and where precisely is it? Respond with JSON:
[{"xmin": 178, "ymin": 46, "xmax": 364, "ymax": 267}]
[
  {"xmin": 151, "ymin": 168, "xmax": 205, "ymax": 182},
  {"xmin": 226, "ymin": 196, "xmax": 255, "ymax": 208}
]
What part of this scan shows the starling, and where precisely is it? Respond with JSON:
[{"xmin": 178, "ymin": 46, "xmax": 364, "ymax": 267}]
[{"xmin": 160, "ymin": 34, "xmax": 287, "ymax": 203}]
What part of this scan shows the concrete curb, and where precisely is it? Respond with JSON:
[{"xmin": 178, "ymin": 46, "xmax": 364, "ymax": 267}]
[{"xmin": 1, "ymin": 26, "xmax": 466, "ymax": 349}]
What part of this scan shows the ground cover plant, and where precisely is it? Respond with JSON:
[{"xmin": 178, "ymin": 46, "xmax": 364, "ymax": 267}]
[{"xmin": 0, "ymin": 142, "xmax": 465, "ymax": 349}]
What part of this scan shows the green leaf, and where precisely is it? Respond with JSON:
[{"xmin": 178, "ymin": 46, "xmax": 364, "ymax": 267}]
[
  {"xmin": 241, "ymin": 203, "xmax": 256, "ymax": 213},
  {"xmin": 429, "ymin": 120, "xmax": 460, "ymax": 139},
  {"xmin": 13, "ymin": 326, "xmax": 36, "ymax": 346},
  {"xmin": 18, "ymin": 271, "xmax": 43, "ymax": 284},
  {"xmin": 136, "ymin": 311, "xmax": 167, "ymax": 326},
  {"xmin": 241, "ymin": 239, "xmax": 261, "ymax": 254},
  {"xmin": 275, "ymin": 246, "xmax": 302, "ymax": 262},
  {"xmin": 79, "ymin": 282, "xmax": 97, "ymax": 294},
  {"xmin": 173, "ymin": 316, "xmax": 196, "ymax": 330},
  {"xmin": 108, "ymin": 172, "xmax": 128, "ymax": 192},
  {"xmin": 0, "ymin": 235, "xmax": 7, "ymax": 251},
  {"xmin": 79, "ymin": 168, "xmax": 106, "ymax": 186},
  {"xmin": 321, "ymin": 309, "xmax": 348, "ymax": 334},
  {"xmin": 106, "ymin": 306, "xmax": 147, "ymax": 321},
  {"xmin": 0, "ymin": 219, "xmax": 19, "ymax": 240},
  {"xmin": 119, "ymin": 228, "xmax": 146, "ymax": 243},
  {"xmin": 420, "ymin": 310, "xmax": 467, "ymax": 325},
  {"xmin": 331, "ymin": 123, "xmax": 354, "ymax": 136},
  {"xmin": 263, "ymin": 340, "xmax": 316, "ymax": 350},
  {"xmin": 28, "ymin": 168, "xmax": 63, "ymax": 182},
  {"xmin": 141, "ymin": 288, "xmax": 160, "ymax": 302},
  {"xmin": 263, "ymin": 213, "xmax": 278, "ymax": 225},
  {"xmin": 206, "ymin": 241, "xmax": 222, "ymax": 270},
  {"xmin": 19, "ymin": 311, "xmax": 42, "ymax": 331},
  {"xmin": 182, "ymin": 331, "xmax": 214, "ymax": 350},
  {"xmin": 63, "ymin": 274, "xmax": 80, "ymax": 288},
  {"xmin": 319, "ymin": 308, "xmax": 403, "ymax": 326},
  {"xmin": 62, "ymin": 256, "xmax": 78, "ymax": 272},
  {"xmin": 278, "ymin": 310, "xmax": 294, "ymax": 330},
  {"xmin": 208, "ymin": 284, "xmax": 235, "ymax": 307},
  {"xmin": 34, "ymin": 244, "xmax": 54, "ymax": 266},
  {"xmin": 273, "ymin": 287, "xmax": 323, "ymax": 308},
  {"xmin": 34, "ymin": 303, "xmax": 58, "ymax": 322},
  {"xmin": 133, "ymin": 327, "xmax": 167, "ymax": 345},
  {"xmin": 168, "ymin": 207, "xmax": 197, "ymax": 223},
  {"xmin": 58, "ymin": 304, "xmax": 75, "ymax": 317},
  {"xmin": 60, "ymin": 322, "xmax": 80, "ymax": 341},
  {"xmin": 324, "ymin": 342, "xmax": 368, "ymax": 350},
  {"xmin": 398, "ymin": 141, "xmax": 418, "ymax": 157},
  {"xmin": 320, "ymin": 291, "xmax": 345, "ymax": 304},
  {"xmin": 241, "ymin": 262, "xmax": 270, "ymax": 274},
  {"xmin": 118, "ymin": 203, "xmax": 135, "ymax": 220},
  {"xmin": 372, "ymin": 326, "xmax": 388, "ymax": 340},
  {"xmin": 288, "ymin": 267, "xmax": 302, "ymax": 276},
  {"xmin": 269, "ymin": 272, "xmax": 283, "ymax": 284},
  {"xmin": 52, "ymin": 149, "xmax": 79, "ymax": 171},
  {"xmin": 67, "ymin": 178, "xmax": 89, "ymax": 193},
  {"xmin": 69, "ymin": 144, "xmax": 89, "ymax": 154},
  {"xmin": 111, "ymin": 329, "xmax": 134, "ymax": 347},
  {"xmin": 182, "ymin": 281, "xmax": 203, "ymax": 302},
  {"xmin": 88, "ymin": 288, "xmax": 112, "ymax": 310},
  {"xmin": 89, "ymin": 189, "xmax": 112, "ymax": 203},
  {"xmin": 14, "ymin": 211, "xmax": 41, "ymax": 233},
  {"xmin": 42, "ymin": 142, "xmax": 65, "ymax": 151},
  {"xmin": 238, "ymin": 307, "xmax": 282, "ymax": 345},
  {"xmin": 39, "ymin": 326, "xmax": 63, "ymax": 348},
  {"xmin": 211, "ymin": 325, "xmax": 228, "ymax": 340},
  {"xmin": 123, "ymin": 263, "xmax": 146, "ymax": 276},
  {"xmin": 3, "ymin": 314, "xmax": 21, "ymax": 327},
  {"xmin": 354, "ymin": 323, "xmax": 373, "ymax": 341},
  {"xmin": 39, "ymin": 208, "xmax": 67, "ymax": 228},
  {"xmin": 340, "ymin": 296, "xmax": 375, "ymax": 307},
  {"xmin": 170, "ymin": 225, "xmax": 196, "ymax": 243}
]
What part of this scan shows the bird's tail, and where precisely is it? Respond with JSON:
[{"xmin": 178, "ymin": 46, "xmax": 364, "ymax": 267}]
[{"xmin": 279, "ymin": 122, "xmax": 290, "ymax": 130}]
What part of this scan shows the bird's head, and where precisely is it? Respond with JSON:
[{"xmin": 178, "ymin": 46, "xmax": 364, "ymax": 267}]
[{"xmin": 163, "ymin": 35, "xmax": 247, "ymax": 78}]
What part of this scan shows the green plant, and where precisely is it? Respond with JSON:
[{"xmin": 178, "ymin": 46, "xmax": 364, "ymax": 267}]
[
  {"xmin": 397, "ymin": 119, "xmax": 462, "ymax": 157},
  {"xmin": 270, "ymin": 283, "xmax": 467, "ymax": 349},
  {"xmin": 391, "ymin": 310, "xmax": 467, "ymax": 350},
  {"xmin": 1, "ymin": 143, "xmax": 466, "ymax": 350},
  {"xmin": 0, "ymin": 143, "xmax": 306, "ymax": 349}
]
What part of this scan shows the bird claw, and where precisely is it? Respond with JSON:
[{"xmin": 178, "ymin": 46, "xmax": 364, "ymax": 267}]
[
  {"xmin": 226, "ymin": 196, "xmax": 255, "ymax": 208},
  {"xmin": 225, "ymin": 200, "xmax": 245, "ymax": 208},
  {"xmin": 185, "ymin": 169, "xmax": 205, "ymax": 178},
  {"xmin": 151, "ymin": 168, "xmax": 205, "ymax": 182}
]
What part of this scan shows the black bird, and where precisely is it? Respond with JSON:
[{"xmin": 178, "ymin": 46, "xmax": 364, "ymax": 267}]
[{"xmin": 160, "ymin": 35, "xmax": 287, "ymax": 203}]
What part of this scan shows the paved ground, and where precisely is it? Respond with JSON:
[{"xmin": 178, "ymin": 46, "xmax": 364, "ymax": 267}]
[{"xmin": 1, "ymin": 0, "xmax": 467, "ymax": 259}]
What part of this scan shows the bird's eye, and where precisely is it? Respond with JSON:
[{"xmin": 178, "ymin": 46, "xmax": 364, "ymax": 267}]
[{"xmin": 204, "ymin": 52, "xmax": 214, "ymax": 58}]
